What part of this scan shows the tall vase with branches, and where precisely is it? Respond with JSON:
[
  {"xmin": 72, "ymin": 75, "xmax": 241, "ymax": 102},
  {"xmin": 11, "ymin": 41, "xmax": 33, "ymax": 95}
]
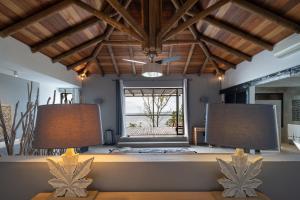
[{"xmin": 0, "ymin": 82, "xmax": 38, "ymax": 155}]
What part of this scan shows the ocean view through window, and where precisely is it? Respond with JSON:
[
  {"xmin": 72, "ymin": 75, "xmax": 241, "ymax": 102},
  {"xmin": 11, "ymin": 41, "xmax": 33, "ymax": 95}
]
[{"xmin": 124, "ymin": 88, "xmax": 184, "ymax": 136}]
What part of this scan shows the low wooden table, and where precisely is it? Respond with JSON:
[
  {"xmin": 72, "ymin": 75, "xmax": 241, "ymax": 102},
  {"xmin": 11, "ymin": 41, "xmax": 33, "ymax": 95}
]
[{"xmin": 32, "ymin": 192, "xmax": 270, "ymax": 200}]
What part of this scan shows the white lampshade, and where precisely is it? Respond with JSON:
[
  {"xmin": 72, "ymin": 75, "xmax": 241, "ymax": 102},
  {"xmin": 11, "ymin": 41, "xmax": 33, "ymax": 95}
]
[{"xmin": 142, "ymin": 63, "xmax": 163, "ymax": 77}]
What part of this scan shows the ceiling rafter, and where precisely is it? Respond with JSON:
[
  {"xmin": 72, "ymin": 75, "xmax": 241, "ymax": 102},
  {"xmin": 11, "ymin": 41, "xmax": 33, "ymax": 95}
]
[
  {"xmin": 172, "ymin": 0, "xmax": 237, "ymax": 71},
  {"xmin": 231, "ymin": 0, "xmax": 300, "ymax": 33},
  {"xmin": 95, "ymin": 57, "xmax": 105, "ymax": 77},
  {"xmin": 198, "ymin": 34, "xmax": 252, "ymax": 61},
  {"xmin": 107, "ymin": 45, "xmax": 120, "ymax": 76},
  {"xmin": 73, "ymin": 0, "xmax": 143, "ymax": 41},
  {"xmin": 66, "ymin": 0, "xmax": 132, "ymax": 71},
  {"xmin": 158, "ymin": 0, "xmax": 198, "ymax": 39},
  {"xmin": 0, "ymin": 0, "xmax": 298, "ymax": 76},
  {"xmin": 77, "ymin": 42, "xmax": 104, "ymax": 73},
  {"xmin": 0, "ymin": 0, "xmax": 74, "ymax": 37},
  {"xmin": 203, "ymin": 16, "xmax": 273, "ymax": 51},
  {"xmin": 163, "ymin": 40, "xmax": 198, "ymax": 45},
  {"xmin": 199, "ymin": 57, "xmax": 209, "ymax": 76},
  {"xmin": 210, "ymin": 55, "xmax": 236, "ymax": 69},
  {"xmin": 171, "ymin": 0, "xmax": 224, "ymax": 74},
  {"xmin": 102, "ymin": 40, "xmax": 141, "ymax": 46},
  {"xmin": 124, "ymin": 19, "xmax": 137, "ymax": 76},
  {"xmin": 198, "ymin": 41, "xmax": 224, "ymax": 73},
  {"xmin": 106, "ymin": 0, "xmax": 148, "ymax": 40},
  {"xmin": 66, "ymin": 55, "xmax": 94, "ymax": 70},
  {"xmin": 163, "ymin": 0, "xmax": 230, "ymax": 41},
  {"xmin": 31, "ymin": 1, "xmax": 111, "ymax": 55},
  {"xmin": 129, "ymin": 47, "xmax": 137, "ymax": 75},
  {"xmin": 183, "ymin": 44, "xmax": 195, "ymax": 74},
  {"xmin": 53, "ymin": 33, "xmax": 106, "ymax": 63},
  {"xmin": 31, "ymin": 17, "xmax": 99, "ymax": 53},
  {"xmin": 182, "ymin": 6, "xmax": 274, "ymax": 51}
]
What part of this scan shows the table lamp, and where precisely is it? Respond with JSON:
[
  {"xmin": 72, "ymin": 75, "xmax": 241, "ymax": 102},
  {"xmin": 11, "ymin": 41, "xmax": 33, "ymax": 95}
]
[
  {"xmin": 33, "ymin": 104, "xmax": 102, "ymax": 199},
  {"xmin": 205, "ymin": 103, "xmax": 279, "ymax": 198}
]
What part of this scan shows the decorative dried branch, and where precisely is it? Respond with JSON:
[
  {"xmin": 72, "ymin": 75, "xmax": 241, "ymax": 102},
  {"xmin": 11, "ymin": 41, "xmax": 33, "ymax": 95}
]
[{"xmin": 0, "ymin": 82, "xmax": 36, "ymax": 155}]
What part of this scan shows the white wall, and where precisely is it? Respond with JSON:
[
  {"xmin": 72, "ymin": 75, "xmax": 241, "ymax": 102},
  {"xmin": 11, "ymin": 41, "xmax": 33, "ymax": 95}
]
[
  {"xmin": 222, "ymin": 34, "xmax": 300, "ymax": 89},
  {"xmin": 0, "ymin": 37, "xmax": 81, "ymax": 88}
]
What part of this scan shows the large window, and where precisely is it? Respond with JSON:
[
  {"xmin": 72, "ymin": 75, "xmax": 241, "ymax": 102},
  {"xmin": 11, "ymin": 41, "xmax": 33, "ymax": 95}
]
[{"xmin": 124, "ymin": 88, "xmax": 184, "ymax": 136}]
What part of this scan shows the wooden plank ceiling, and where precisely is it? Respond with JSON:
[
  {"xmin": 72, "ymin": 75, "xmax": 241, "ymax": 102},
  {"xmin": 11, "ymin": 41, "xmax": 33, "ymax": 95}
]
[{"xmin": 0, "ymin": 0, "xmax": 300, "ymax": 77}]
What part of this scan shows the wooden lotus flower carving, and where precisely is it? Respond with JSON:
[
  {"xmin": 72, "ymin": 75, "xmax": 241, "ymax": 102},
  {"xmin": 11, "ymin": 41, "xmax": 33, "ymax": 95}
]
[
  {"xmin": 47, "ymin": 155, "xmax": 94, "ymax": 197},
  {"xmin": 217, "ymin": 153, "xmax": 263, "ymax": 198}
]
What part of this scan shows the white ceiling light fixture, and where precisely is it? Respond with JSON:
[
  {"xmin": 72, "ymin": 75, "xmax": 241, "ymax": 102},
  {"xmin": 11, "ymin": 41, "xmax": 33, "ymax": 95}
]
[{"xmin": 142, "ymin": 62, "xmax": 163, "ymax": 78}]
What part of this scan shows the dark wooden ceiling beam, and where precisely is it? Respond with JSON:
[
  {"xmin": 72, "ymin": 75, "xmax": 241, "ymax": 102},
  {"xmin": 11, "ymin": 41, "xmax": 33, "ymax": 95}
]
[
  {"xmin": 66, "ymin": 55, "xmax": 94, "ymax": 70},
  {"xmin": 31, "ymin": 17, "xmax": 99, "ymax": 53},
  {"xmin": 0, "ymin": 0, "xmax": 74, "ymax": 37},
  {"xmin": 163, "ymin": 40, "xmax": 198, "ymax": 45},
  {"xmin": 182, "ymin": 7, "xmax": 274, "ymax": 51},
  {"xmin": 163, "ymin": 0, "xmax": 230, "ymax": 41},
  {"xmin": 171, "ymin": 0, "xmax": 223, "ymax": 73},
  {"xmin": 183, "ymin": 44, "xmax": 195, "ymax": 74},
  {"xmin": 65, "ymin": 0, "xmax": 132, "ymax": 71},
  {"xmin": 232, "ymin": 0, "xmax": 300, "ymax": 33},
  {"xmin": 203, "ymin": 16, "xmax": 273, "ymax": 51},
  {"xmin": 129, "ymin": 47, "xmax": 137, "ymax": 75},
  {"xmin": 73, "ymin": 0, "xmax": 142, "ymax": 41},
  {"xmin": 95, "ymin": 58, "xmax": 105, "ymax": 77},
  {"xmin": 197, "ymin": 41, "xmax": 224, "ymax": 73},
  {"xmin": 102, "ymin": 40, "xmax": 142, "ymax": 46},
  {"xmin": 52, "ymin": 33, "xmax": 106, "ymax": 63},
  {"xmin": 158, "ymin": 0, "xmax": 198, "ymax": 39},
  {"xmin": 147, "ymin": 0, "xmax": 162, "ymax": 52},
  {"xmin": 210, "ymin": 55, "xmax": 236, "ymax": 69},
  {"xmin": 106, "ymin": 0, "xmax": 148, "ymax": 40},
  {"xmin": 83, "ymin": 43, "xmax": 104, "ymax": 72},
  {"xmin": 57, "ymin": 39, "xmax": 204, "ymax": 48},
  {"xmin": 199, "ymin": 57, "xmax": 209, "ymax": 75},
  {"xmin": 107, "ymin": 45, "xmax": 120, "ymax": 76},
  {"xmin": 198, "ymin": 34, "xmax": 252, "ymax": 61}
]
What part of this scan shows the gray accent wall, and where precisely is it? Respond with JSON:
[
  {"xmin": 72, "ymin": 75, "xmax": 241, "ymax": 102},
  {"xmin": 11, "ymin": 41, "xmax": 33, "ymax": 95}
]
[{"xmin": 81, "ymin": 74, "xmax": 221, "ymax": 141}]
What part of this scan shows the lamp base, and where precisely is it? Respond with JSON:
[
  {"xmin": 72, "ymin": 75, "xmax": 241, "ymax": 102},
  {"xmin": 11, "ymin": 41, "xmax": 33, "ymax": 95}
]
[
  {"xmin": 47, "ymin": 191, "xmax": 98, "ymax": 200},
  {"xmin": 47, "ymin": 148, "xmax": 94, "ymax": 198},
  {"xmin": 217, "ymin": 148, "xmax": 263, "ymax": 198}
]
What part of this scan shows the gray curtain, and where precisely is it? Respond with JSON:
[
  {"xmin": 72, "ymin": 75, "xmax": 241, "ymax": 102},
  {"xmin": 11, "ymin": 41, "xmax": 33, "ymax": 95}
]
[
  {"xmin": 116, "ymin": 80, "xmax": 125, "ymax": 138},
  {"xmin": 183, "ymin": 79, "xmax": 190, "ymax": 137}
]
